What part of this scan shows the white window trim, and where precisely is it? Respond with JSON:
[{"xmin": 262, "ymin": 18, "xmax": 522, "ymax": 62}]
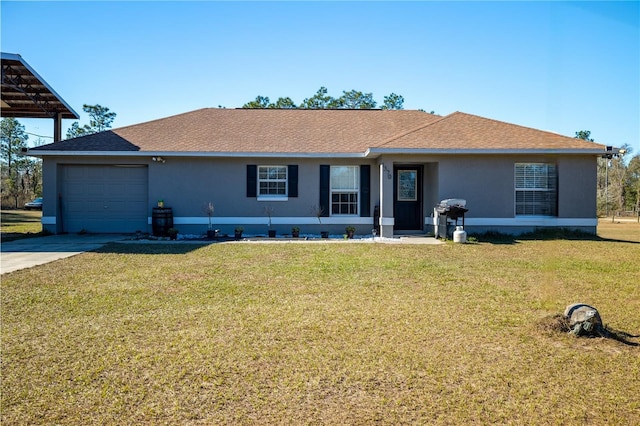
[
  {"xmin": 514, "ymin": 163, "xmax": 557, "ymax": 217},
  {"xmin": 330, "ymin": 165, "xmax": 359, "ymax": 216},
  {"xmin": 257, "ymin": 195, "xmax": 289, "ymax": 202},
  {"xmin": 257, "ymin": 165, "xmax": 288, "ymax": 199}
]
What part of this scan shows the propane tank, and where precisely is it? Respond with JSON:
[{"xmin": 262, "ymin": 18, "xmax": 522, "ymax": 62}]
[{"xmin": 453, "ymin": 226, "xmax": 467, "ymax": 243}]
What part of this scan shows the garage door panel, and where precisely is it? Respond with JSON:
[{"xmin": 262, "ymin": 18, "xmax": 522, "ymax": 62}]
[
  {"xmin": 87, "ymin": 187, "xmax": 104, "ymax": 198},
  {"xmin": 107, "ymin": 201, "xmax": 144, "ymax": 218},
  {"xmin": 65, "ymin": 167, "xmax": 86, "ymax": 179},
  {"xmin": 67, "ymin": 201, "xmax": 88, "ymax": 213},
  {"xmin": 87, "ymin": 167, "xmax": 107, "ymax": 179},
  {"xmin": 106, "ymin": 184, "xmax": 126, "ymax": 195},
  {"xmin": 127, "ymin": 182, "xmax": 148, "ymax": 195},
  {"xmin": 67, "ymin": 187, "xmax": 86, "ymax": 198},
  {"xmin": 87, "ymin": 201, "xmax": 107, "ymax": 213},
  {"xmin": 61, "ymin": 165, "xmax": 148, "ymax": 233}
]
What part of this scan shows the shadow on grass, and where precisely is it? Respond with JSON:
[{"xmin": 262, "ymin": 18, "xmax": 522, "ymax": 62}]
[
  {"xmin": 471, "ymin": 228, "xmax": 640, "ymax": 245},
  {"xmin": 1, "ymin": 231, "xmax": 49, "ymax": 243},
  {"xmin": 605, "ymin": 328, "xmax": 640, "ymax": 346},
  {"xmin": 92, "ymin": 241, "xmax": 215, "ymax": 256},
  {"xmin": 0, "ymin": 210, "xmax": 42, "ymax": 223},
  {"xmin": 1, "ymin": 209, "xmax": 44, "ymax": 242}
]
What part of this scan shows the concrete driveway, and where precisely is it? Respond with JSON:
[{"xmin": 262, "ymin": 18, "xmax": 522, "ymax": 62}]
[{"xmin": 1, "ymin": 234, "xmax": 126, "ymax": 274}]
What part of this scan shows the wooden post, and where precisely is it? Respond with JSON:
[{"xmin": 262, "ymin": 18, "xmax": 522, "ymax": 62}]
[{"xmin": 53, "ymin": 112, "xmax": 62, "ymax": 142}]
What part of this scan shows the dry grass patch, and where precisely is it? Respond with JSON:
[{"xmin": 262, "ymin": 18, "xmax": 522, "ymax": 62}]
[
  {"xmin": 2, "ymin": 225, "xmax": 639, "ymax": 424},
  {"xmin": 597, "ymin": 218, "xmax": 640, "ymax": 242},
  {"xmin": 536, "ymin": 313, "xmax": 571, "ymax": 334}
]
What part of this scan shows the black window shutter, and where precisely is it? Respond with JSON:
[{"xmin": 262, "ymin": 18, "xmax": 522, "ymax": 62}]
[
  {"xmin": 288, "ymin": 165, "xmax": 298, "ymax": 197},
  {"xmin": 246, "ymin": 165, "xmax": 257, "ymax": 197},
  {"xmin": 360, "ymin": 165, "xmax": 370, "ymax": 217},
  {"xmin": 319, "ymin": 165, "xmax": 330, "ymax": 217}
]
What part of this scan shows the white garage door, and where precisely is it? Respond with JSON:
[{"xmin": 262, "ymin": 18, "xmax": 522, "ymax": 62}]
[{"xmin": 61, "ymin": 165, "xmax": 148, "ymax": 233}]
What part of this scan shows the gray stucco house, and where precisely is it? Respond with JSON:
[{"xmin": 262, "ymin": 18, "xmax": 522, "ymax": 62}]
[{"xmin": 27, "ymin": 108, "xmax": 608, "ymax": 237}]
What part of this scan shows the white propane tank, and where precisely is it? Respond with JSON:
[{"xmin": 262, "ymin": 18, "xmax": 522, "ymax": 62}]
[{"xmin": 453, "ymin": 226, "xmax": 467, "ymax": 243}]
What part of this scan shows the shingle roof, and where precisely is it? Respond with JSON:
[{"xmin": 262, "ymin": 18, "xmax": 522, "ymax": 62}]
[
  {"xmin": 376, "ymin": 112, "xmax": 603, "ymax": 151},
  {"xmin": 30, "ymin": 108, "xmax": 606, "ymax": 155}
]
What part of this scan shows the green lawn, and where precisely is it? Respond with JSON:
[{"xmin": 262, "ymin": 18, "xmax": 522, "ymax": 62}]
[
  {"xmin": 1, "ymin": 222, "xmax": 639, "ymax": 424},
  {"xmin": 1, "ymin": 209, "xmax": 43, "ymax": 241}
]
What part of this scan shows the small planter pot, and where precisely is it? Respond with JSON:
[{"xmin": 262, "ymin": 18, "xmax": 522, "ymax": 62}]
[
  {"xmin": 268, "ymin": 230, "xmax": 276, "ymax": 238},
  {"xmin": 346, "ymin": 230, "xmax": 354, "ymax": 239},
  {"xmin": 234, "ymin": 232, "xmax": 243, "ymax": 240},
  {"xmin": 291, "ymin": 231, "xmax": 300, "ymax": 238},
  {"xmin": 167, "ymin": 228, "xmax": 179, "ymax": 240},
  {"xmin": 321, "ymin": 231, "xmax": 329, "ymax": 239},
  {"xmin": 206, "ymin": 230, "xmax": 218, "ymax": 240}
]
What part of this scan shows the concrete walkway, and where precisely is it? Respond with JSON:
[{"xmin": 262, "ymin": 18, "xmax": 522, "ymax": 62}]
[{"xmin": 1, "ymin": 234, "xmax": 126, "ymax": 275}]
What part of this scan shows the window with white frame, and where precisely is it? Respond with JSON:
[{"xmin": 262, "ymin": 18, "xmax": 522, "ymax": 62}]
[
  {"xmin": 331, "ymin": 166, "xmax": 359, "ymax": 215},
  {"xmin": 515, "ymin": 163, "xmax": 557, "ymax": 216},
  {"xmin": 258, "ymin": 166, "xmax": 287, "ymax": 197}
]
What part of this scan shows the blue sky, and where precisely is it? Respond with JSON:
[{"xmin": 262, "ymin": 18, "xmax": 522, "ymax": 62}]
[{"xmin": 2, "ymin": 1, "xmax": 639, "ymax": 155}]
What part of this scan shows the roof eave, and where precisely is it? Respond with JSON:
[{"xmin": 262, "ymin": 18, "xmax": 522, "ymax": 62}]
[
  {"xmin": 365, "ymin": 148, "xmax": 608, "ymax": 157},
  {"xmin": 25, "ymin": 150, "xmax": 368, "ymax": 159},
  {"xmin": 28, "ymin": 148, "xmax": 609, "ymax": 158}
]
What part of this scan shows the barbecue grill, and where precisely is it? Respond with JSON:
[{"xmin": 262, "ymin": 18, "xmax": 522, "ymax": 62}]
[{"xmin": 434, "ymin": 199, "xmax": 468, "ymax": 239}]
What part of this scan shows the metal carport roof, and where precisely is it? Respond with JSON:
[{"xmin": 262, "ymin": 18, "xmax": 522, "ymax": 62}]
[{"xmin": 1, "ymin": 52, "xmax": 79, "ymax": 141}]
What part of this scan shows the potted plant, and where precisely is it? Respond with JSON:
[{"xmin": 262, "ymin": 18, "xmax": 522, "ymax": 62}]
[
  {"xmin": 203, "ymin": 201, "xmax": 217, "ymax": 239},
  {"xmin": 291, "ymin": 226, "xmax": 300, "ymax": 238},
  {"xmin": 264, "ymin": 205, "xmax": 276, "ymax": 238},
  {"xmin": 345, "ymin": 225, "xmax": 355, "ymax": 239},
  {"xmin": 234, "ymin": 226, "xmax": 244, "ymax": 240},
  {"xmin": 311, "ymin": 204, "xmax": 328, "ymax": 238},
  {"xmin": 167, "ymin": 227, "xmax": 179, "ymax": 240}
]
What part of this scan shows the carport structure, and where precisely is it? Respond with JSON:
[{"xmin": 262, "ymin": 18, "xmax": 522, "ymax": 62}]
[{"xmin": 1, "ymin": 52, "xmax": 79, "ymax": 141}]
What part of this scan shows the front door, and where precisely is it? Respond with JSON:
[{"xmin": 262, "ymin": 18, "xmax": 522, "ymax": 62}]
[{"xmin": 394, "ymin": 166, "xmax": 423, "ymax": 231}]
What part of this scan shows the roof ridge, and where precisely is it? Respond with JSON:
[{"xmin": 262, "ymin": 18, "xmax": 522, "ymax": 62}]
[
  {"xmin": 375, "ymin": 112, "xmax": 450, "ymax": 148},
  {"xmin": 113, "ymin": 108, "xmax": 214, "ymax": 132},
  {"xmin": 233, "ymin": 108, "xmax": 395, "ymax": 111}
]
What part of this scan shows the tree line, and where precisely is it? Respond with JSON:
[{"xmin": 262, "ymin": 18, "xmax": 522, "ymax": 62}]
[
  {"xmin": 575, "ymin": 130, "xmax": 639, "ymax": 217},
  {"xmin": 242, "ymin": 87, "xmax": 407, "ymax": 110},
  {"xmin": 0, "ymin": 118, "xmax": 42, "ymax": 208}
]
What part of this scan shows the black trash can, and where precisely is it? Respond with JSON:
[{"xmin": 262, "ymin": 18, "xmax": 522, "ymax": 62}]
[{"xmin": 152, "ymin": 207, "xmax": 173, "ymax": 237}]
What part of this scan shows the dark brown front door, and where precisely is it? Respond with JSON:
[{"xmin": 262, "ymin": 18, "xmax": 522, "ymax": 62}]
[{"xmin": 394, "ymin": 166, "xmax": 423, "ymax": 231}]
